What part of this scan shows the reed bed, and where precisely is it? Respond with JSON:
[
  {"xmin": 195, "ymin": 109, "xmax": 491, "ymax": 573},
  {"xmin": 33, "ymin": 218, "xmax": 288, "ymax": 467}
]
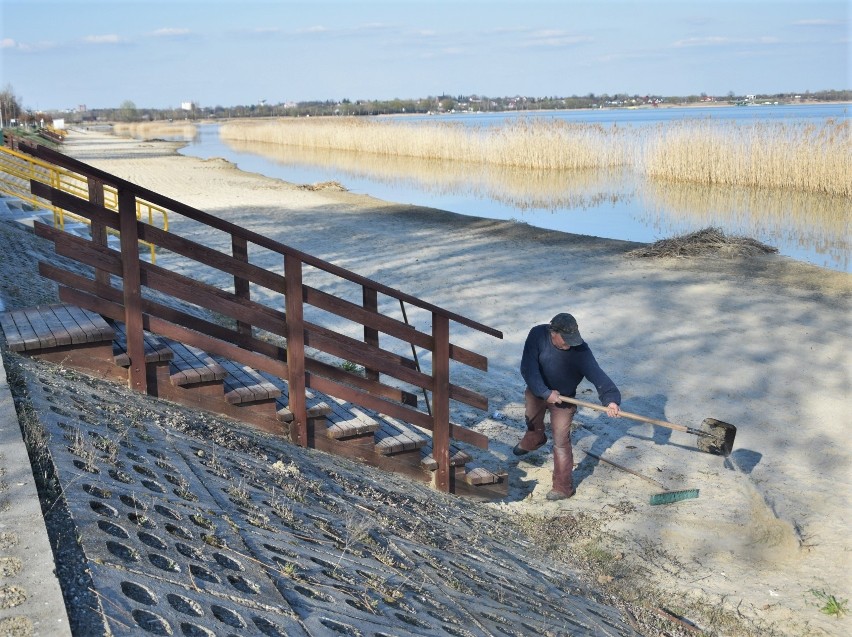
[
  {"xmin": 113, "ymin": 121, "xmax": 197, "ymax": 140},
  {"xmin": 643, "ymin": 118, "xmax": 851, "ymax": 196},
  {"xmin": 220, "ymin": 118, "xmax": 635, "ymax": 171},
  {"xmin": 223, "ymin": 138, "xmax": 633, "ymax": 211},
  {"xmin": 221, "ymin": 116, "xmax": 850, "ymax": 196}
]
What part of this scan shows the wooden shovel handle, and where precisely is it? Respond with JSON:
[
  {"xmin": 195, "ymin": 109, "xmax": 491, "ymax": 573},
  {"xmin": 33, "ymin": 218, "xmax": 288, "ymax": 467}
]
[{"xmin": 557, "ymin": 395, "xmax": 692, "ymax": 434}]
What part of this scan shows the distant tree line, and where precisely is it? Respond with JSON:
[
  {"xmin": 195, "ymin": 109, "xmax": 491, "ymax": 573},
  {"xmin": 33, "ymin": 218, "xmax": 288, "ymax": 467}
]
[{"xmin": 2, "ymin": 84, "xmax": 849, "ymax": 127}]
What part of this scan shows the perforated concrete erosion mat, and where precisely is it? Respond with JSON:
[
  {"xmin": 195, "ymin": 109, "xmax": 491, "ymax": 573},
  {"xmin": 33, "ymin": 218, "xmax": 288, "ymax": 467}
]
[{"xmin": 19, "ymin": 356, "xmax": 640, "ymax": 637}]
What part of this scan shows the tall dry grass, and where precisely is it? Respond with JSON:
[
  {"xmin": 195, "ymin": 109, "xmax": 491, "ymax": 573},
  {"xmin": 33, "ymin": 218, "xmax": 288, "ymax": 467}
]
[
  {"xmin": 220, "ymin": 118, "xmax": 635, "ymax": 171},
  {"xmin": 220, "ymin": 116, "xmax": 851, "ymax": 196},
  {"xmin": 638, "ymin": 179, "xmax": 850, "ymax": 269},
  {"xmin": 642, "ymin": 118, "xmax": 851, "ymax": 196},
  {"xmin": 223, "ymin": 138, "xmax": 634, "ymax": 212},
  {"xmin": 113, "ymin": 121, "xmax": 197, "ymax": 140}
]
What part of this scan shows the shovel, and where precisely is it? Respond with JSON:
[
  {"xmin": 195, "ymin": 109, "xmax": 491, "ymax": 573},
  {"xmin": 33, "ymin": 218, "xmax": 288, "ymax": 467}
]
[{"xmin": 557, "ymin": 395, "xmax": 736, "ymax": 457}]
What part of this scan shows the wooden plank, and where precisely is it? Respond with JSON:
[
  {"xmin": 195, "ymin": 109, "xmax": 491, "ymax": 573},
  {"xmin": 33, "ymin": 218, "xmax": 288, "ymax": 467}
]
[
  {"xmin": 166, "ymin": 340, "xmax": 226, "ymax": 385},
  {"xmin": 304, "ymin": 285, "xmax": 488, "ymax": 371},
  {"xmin": 307, "ymin": 372, "xmax": 489, "ymax": 449},
  {"xmin": 111, "ymin": 322, "xmax": 172, "ymax": 366},
  {"xmin": 11, "ymin": 309, "xmax": 54, "ymax": 350},
  {"xmin": 0, "ymin": 311, "xmax": 28, "ymax": 351},
  {"xmin": 323, "ymin": 397, "xmax": 380, "ymax": 439},
  {"xmin": 362, "ymin": 287, "xmax": 380, "ymax": 381},
  {"xmin": 284, "ymin": 254, "xmax": 307, "ymax": 447},
  {"xmin": 431, "ymin": 313, "xmax": 451, "ymax": 492},
  {"xmin": 23, "ymin": 306, "xmax": 64, "ymax": 348},
  {"xmin": 87, "ymin": 176, "xmax": 111, "ymax": 289},
  {"xmin": 421, "ymin": 447, "xmax": 472, "ymax": 471},
  {"xmin": 47, "ymin": 305, "xmax": 89, "ymax": 345},
  {"xmin": 464, "ymin": 467, "xmax": 500, "ymax": 486},
  {"xmin": 118, "ymin": 186, "xmax": 146, "ymax": 393},
  {"xmin": 62, "ymin": 304, "xmax": 115, "ymax": 343},
  {"xmin": 40, "ymin": 261, "xmax": 289, "ymax": 373},
  {"xmin": 232, "ymin": 235, "xmax": 252, "ymax": 336},
  {"xmin": 374, "ymin": 418, "xmax": 426, "ymax": 454},
  {"xmin": 219, "ymin": 358, "xmax": 280, "ymax": 404}
]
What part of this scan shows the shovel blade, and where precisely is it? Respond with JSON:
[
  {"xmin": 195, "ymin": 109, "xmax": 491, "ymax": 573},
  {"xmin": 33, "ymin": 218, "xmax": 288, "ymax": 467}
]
[{"xmin": 697, "ymin": 418, "xmax": 737, "ymax": 456}]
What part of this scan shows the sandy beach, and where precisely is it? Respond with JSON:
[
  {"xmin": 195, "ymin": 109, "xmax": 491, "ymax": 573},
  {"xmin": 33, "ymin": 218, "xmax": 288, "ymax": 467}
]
[{"xmin": 11, "ymin": 129, "xmax": 851, "ymax": 636}]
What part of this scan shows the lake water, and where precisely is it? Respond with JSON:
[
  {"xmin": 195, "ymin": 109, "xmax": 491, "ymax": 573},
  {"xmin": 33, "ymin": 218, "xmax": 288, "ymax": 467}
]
[{"xmin": 179, "ymin": 105, "xmax": 850, "ymax": 272}]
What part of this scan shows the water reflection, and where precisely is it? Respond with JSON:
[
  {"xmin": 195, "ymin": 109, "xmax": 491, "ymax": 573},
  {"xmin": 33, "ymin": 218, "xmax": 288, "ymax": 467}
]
[
  {"xmin": 223, "ymin": 139, "xmax": 634, "ymax": 212},
  {"xmin": 222, "ymin": 137, "xmax": 849, "ymax": 271},
  {"xmin": 639, "ymin": 181, "xmax": 849, "ymax": 271}
]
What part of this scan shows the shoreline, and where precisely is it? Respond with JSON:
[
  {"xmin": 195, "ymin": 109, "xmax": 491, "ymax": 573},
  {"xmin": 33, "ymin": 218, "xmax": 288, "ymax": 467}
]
[{"xmin": 6, "ymin": 129, "xmax": 849, "ymax": 636}]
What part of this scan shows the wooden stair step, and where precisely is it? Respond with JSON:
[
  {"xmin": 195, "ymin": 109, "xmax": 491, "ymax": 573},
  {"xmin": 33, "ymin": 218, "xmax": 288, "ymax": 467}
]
[
  {"xmin": 164, "ymin": 339, "xmax": 226, "ymax": 386},
  {"xmin": 323, "ymin": 395, "xmax": 380, "ymax": 439},
  {"xmin": 0, "ymin": 303, "xmax": 114, "ymax": 352},
  {"xmin": 275, "ymin": 383, "xmax": 332, "ymax": 422},
  {"xmin": 420, "ymin": 446, "xmax": 472, "ymax": 471},
  {"xmin": 110, "ymin": 321, "xmax": 173, "ymax": 367},
  {"xmin": 463, "ymin": 467, "xmax": 503, "ymax": 486},
  {"xmin": 374, "ymin": 417, "xmax": 427, "ymax": 455},
  {"xmin": 216, "ymin": 358, "xmax": 281, "ymax": 405},
  {"xmin": 422, "ymin": 439, "xmax": 505, "ymax": 486}
]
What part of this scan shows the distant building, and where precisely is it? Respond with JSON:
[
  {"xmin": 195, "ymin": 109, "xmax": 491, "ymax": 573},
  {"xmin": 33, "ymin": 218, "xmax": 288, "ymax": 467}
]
[{"xmin": 181, "ymin": 101, "xmax": 198, "ymax": 111}]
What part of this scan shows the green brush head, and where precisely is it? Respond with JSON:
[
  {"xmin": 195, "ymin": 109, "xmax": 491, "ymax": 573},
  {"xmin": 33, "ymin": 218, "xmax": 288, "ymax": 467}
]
[{"xmin": 649, "ymin": 489, "xmax": 699, "ymax": 505}]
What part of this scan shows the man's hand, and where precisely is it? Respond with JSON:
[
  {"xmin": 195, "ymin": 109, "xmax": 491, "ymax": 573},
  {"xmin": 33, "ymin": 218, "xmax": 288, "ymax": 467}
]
[
  {"xmin": 606, "ymin": 402, "xmax": 620, "ymax": 417},
  {"xmin": 547, "ymin": 390, "xmax": 562, "ymax": 404}
]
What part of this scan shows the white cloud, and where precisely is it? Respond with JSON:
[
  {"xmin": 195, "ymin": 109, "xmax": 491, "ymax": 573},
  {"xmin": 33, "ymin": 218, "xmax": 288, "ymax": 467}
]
[
  {"xmin": 673, "ymin": 36, "xmax": 779, "ymax": 48},
  {"xmin": 673, "ymin": 36, "xmax": 733, "ymax": 47},
  {"xmin": 0, "ymin": 38, "xmax": 59, "ymax": 53},
  {"xmin": 792, "ymin": 19, "xmax": 843, "ymax": 27},
  {"xmin": 297, "ymin": 25, "xmax": 328, "ymax": 34},
  {"xmin": 83, "ymin": 34, "xmax": 123, "ymax": 45},
  {"xmin": 522, "ymin": 30, "xmax": 593, "ymax": 48},
  {"xmin": 151, "ymin": 28, "xmax": 191, "ymax": 38}
]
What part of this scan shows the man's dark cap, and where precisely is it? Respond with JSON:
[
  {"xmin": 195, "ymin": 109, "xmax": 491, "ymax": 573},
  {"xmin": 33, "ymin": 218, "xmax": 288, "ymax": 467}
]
[{"xmin": 549, "ymin": 313, "xmax": 583, "ymax": 346}]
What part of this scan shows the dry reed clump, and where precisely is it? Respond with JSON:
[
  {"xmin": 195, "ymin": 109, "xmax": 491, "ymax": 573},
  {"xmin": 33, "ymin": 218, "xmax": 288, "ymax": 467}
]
[
  {"xmin": 626, "ymin": 227, "xmax": 779, "ymax": 259},
  {"xmin": 219, "ymin": 117, "xmax": 635, "ymax": 171},
  {"xmin": 642, "ymin": 118, "xmax": 851, "ymax": 196},
  {"xmin": 113, "ymin": 121, "xmax": 197, "ymax": 140},
  {"xmin": 297, "ymin": 180, "xmax": 347, "ymax": 191}
]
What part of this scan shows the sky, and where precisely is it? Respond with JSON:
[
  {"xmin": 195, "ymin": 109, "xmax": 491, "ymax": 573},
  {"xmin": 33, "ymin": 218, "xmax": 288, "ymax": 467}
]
[{"xmin": 1, "ymin": 0, "xmax": 848, "ymax": 111}]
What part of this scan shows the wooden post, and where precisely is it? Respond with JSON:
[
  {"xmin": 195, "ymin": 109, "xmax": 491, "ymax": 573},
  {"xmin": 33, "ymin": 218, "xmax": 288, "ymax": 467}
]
[
  {"xmin": 232, "ymin": 235, "xmax": 251, "ymax": 336},
  {"xmin": 285, "ymin": 253, "xmax": 307, "ymax": 446},
  {"xmin": 118, "ymin": 187, "xmax": 146, "ymax": 393},
  {"xmin": 362, "ymin": 286, "xmax": 379, "ymax": 381},
  {"xmin": 431, "ymin": 312, "xmax": 451, "ymax": 492},
  {"xmin": 87, "ymin": 177, "xmax": 111, "ymax": 290}
]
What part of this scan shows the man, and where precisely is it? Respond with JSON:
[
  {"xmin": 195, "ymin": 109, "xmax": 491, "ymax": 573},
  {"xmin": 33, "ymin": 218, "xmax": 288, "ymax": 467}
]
[{"xmin": 515, "ymin": 313, "xmax": 621, "ymax": 500}]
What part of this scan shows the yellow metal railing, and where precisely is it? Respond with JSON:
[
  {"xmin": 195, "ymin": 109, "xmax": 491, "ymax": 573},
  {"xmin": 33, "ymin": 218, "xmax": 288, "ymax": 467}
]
[{"xmin": 0, "ymin": 144, "xmax": 168, "ymax": 261}]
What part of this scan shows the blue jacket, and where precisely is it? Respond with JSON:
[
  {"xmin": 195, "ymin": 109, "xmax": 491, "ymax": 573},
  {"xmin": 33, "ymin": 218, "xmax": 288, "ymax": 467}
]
[{"xmin": 520, "ymin": 324, "xmax": 621, "ymax": 405}]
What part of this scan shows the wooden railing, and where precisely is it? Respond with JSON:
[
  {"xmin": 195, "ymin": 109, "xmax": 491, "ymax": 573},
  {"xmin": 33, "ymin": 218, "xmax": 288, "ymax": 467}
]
[{"xmin": 17, "ymin": 138, "xmax": 503, "ymax": 492}]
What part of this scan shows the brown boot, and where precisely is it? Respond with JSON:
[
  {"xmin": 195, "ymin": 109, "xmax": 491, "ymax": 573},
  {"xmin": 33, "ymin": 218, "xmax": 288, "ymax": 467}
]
[
  {"xmin": 545, "ymin": 488, "xmax": 576, "ymax": 501},
  {"xmin": 512, "ymin": 430, "xmax": 547, "ymax": 456}
]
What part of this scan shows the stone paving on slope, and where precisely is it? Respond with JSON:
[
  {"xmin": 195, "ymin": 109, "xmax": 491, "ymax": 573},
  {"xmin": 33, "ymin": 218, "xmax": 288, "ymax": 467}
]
[{"xmin": 11, "ymin": 351, "xmax": 641, "ymax": 637}]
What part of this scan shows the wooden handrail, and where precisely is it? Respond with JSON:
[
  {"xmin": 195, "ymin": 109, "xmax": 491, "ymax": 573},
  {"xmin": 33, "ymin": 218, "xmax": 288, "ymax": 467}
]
[
  {"xmin": 19, "ymin": 136, "xmax": 503, "ymax": 491},
  {"xmin": 23, "ymin": 142, "xmax": 502, "ymax": 339}
]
